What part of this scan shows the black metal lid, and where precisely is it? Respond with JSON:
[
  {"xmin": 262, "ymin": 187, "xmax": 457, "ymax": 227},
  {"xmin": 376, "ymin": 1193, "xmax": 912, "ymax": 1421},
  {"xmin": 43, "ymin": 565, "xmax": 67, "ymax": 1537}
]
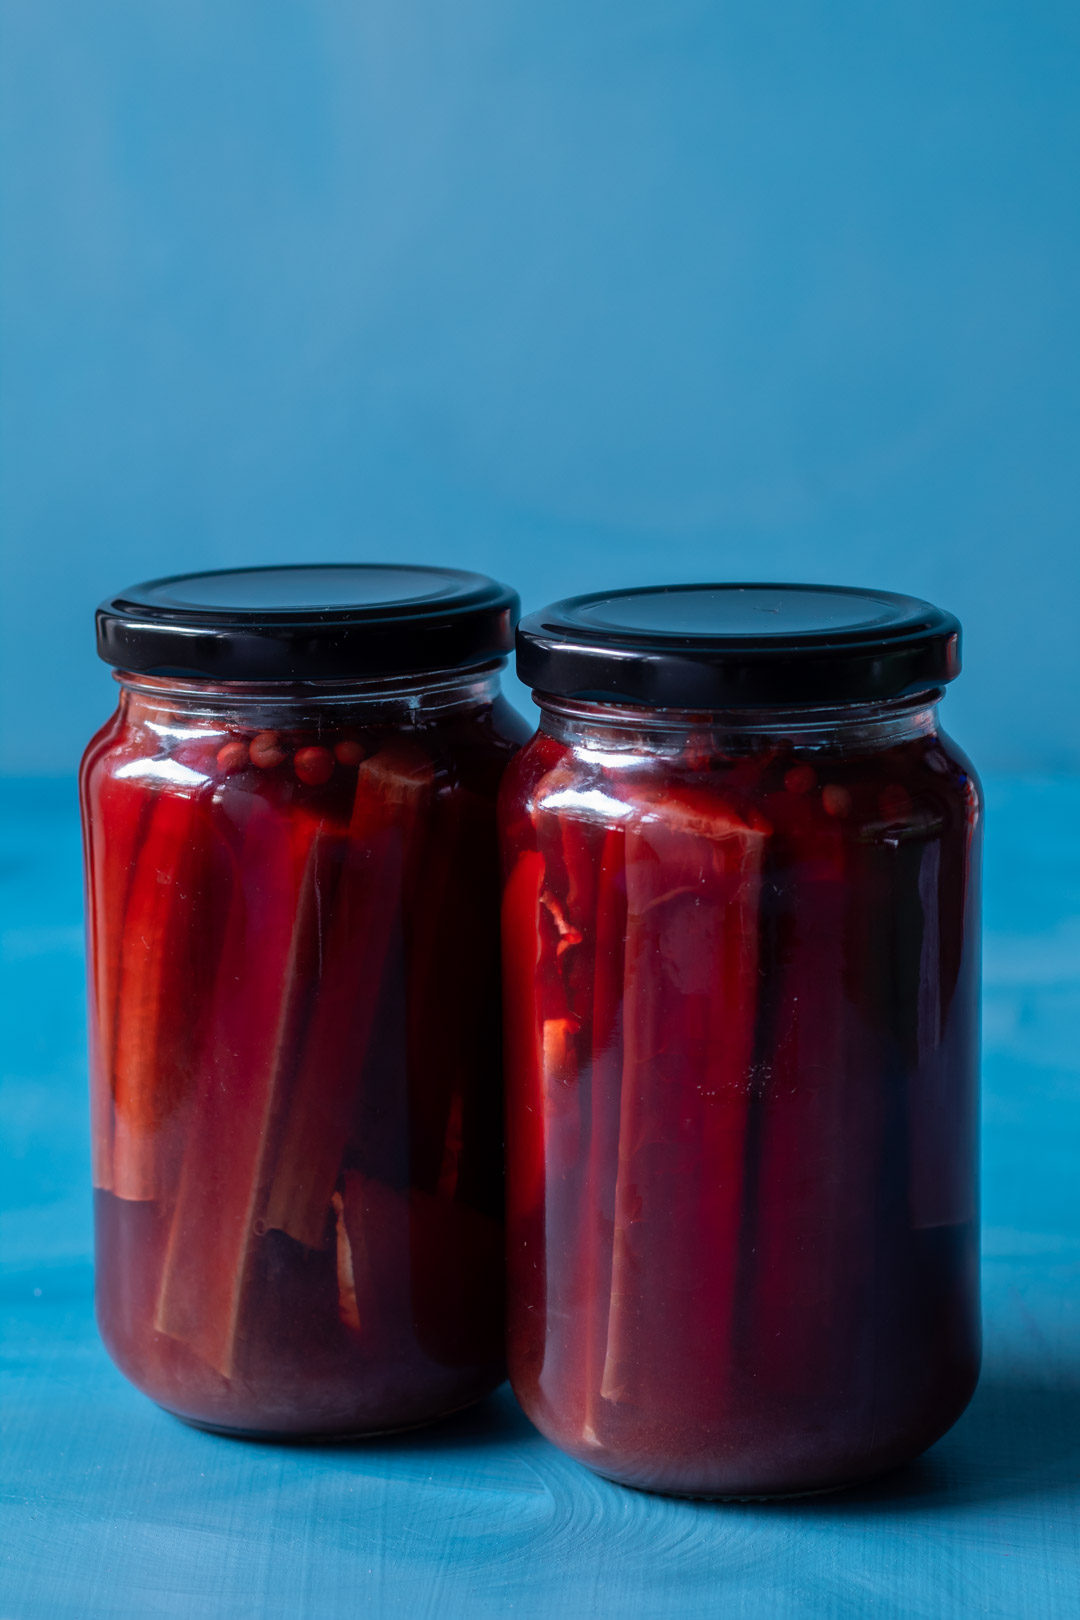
[
  {"xmin": 96, "ymin": 564, "xmax": 519, "ymax": 681},
  {"xmin": 516, "ymin": 583, "xmax": 962, "ymax": 709}
]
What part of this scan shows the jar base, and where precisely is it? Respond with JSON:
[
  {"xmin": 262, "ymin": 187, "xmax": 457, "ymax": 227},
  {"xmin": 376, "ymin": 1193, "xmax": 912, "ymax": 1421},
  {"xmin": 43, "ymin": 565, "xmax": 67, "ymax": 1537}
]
[
  {"xmin": 159, "ymin": 1385, "xmax": 502, "ymax": 1445},
  {"xmin": 589, "ymin": 1468, "xmax": 881, "ymax": 1503}
]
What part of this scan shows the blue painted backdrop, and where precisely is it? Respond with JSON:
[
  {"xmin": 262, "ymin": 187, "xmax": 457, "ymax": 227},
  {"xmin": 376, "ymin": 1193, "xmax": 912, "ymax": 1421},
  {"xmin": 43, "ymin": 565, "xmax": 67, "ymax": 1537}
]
[{"xmin": 2, "ymin": 1, "xmax": 1077, "ymax": 773}]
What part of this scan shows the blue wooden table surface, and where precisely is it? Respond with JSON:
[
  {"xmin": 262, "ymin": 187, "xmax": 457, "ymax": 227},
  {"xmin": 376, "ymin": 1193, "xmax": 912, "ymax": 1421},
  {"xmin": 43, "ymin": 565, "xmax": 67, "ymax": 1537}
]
[{"xmin": 1, "ymin": 776, "xmax": 1077, "ymax": 1619}]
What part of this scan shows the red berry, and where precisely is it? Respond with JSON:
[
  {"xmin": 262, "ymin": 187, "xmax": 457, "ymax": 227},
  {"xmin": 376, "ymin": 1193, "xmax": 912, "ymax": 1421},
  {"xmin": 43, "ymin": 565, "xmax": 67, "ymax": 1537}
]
[
  {"xmin": 250, "ymin": 731, "xmax": 286, "ymax": 769},
  {"xmin": 784, "ymin": 764, "xmax": 816, "ymax": 795},
  {"xmin": 216, "ymin": 740, "xmax": 250, "ymax": 774},
  {"xmin": 822, "ymin": 784, "xmax": 852, "ymax": 819},
  {"xmin": 294, "ymin": 745, "xmax": 334, "ymax": 786},
  {"xmin": 333, "ymin": 739, "xmax": 367, "ymax": 767}
]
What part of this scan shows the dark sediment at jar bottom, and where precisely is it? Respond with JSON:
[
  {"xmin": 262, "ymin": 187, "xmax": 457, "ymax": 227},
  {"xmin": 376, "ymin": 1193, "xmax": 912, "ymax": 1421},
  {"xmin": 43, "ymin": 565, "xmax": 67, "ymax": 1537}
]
[
  {"xmin": 165, "ymin": 1387, "xmax": 504, "ymax": 1444},
  {"xmin": 514, "ymin": 1376, "xmax": 981, "ymax": 1500},
  {"xmin": 511, "ymin": 1315, "xmax": 984, "ymax": 1490},
  {"xmin": 509, "ymin": 1199, "xmax": 980, "ymax": 1497},
  {"xmin": 95, "ymin": 1192, "xmax": 506, "ymax": 1438}
]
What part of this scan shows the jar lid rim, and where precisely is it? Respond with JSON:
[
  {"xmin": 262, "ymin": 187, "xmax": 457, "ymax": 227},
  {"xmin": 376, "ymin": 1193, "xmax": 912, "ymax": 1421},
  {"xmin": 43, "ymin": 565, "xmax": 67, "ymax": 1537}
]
[
  {"xmin": 516, "ymin": 582, "xmax": 961, "ymax": 708},
  {"xmin": 96, "ymin": 563, "xmax": 519, "ymax": 681}
]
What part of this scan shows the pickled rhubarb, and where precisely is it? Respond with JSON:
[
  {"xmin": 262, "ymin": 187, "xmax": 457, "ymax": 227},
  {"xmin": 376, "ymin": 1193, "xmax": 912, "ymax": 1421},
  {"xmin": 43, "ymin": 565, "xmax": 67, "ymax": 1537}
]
[
  {"xmin": 501, "ymin": 705, "xmax": 982, "ymax": 1497},
  {"xmin": 83, "ymin": 669, "xmax": 526, "ymax": 1436}
]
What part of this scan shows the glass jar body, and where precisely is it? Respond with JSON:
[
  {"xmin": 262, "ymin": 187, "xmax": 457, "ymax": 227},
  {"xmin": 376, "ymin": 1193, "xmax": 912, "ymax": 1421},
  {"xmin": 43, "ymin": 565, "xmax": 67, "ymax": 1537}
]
[
  {"xmin": 80, "ymin": 668, "xmax": 528, "ymax": 1437},
  {"xmin": 499, "ymin": 694, "xmax": 981, "ymax": 1497}
]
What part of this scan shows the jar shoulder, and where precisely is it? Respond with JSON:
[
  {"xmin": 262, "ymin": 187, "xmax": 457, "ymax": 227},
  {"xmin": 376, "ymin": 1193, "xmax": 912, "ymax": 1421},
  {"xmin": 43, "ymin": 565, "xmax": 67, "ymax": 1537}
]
[
  {"xmin": 78, "ymin": 702, "xmax": 134, "ymax": 802},
  {"xmin": 932, "ymin": 726, "xmax": 982, "ymax": 811},
  {"xmin": 81, "ymin": 689, "xmax": 527, "ymax": 822},
  {"xmin": 500, "ymin": 722, "xmax": 980, "ymax": 842}
]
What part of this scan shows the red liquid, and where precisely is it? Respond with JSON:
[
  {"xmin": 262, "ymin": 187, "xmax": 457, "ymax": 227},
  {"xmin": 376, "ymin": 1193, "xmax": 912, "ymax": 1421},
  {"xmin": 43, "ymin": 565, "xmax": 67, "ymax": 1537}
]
[
  {"xmin": 499, "ymin": 710, "xmax": 981, "ymax": 1496},
  {"xmin": 81, "ymin": 684, "xmax": 526, "ymax": 1436}
]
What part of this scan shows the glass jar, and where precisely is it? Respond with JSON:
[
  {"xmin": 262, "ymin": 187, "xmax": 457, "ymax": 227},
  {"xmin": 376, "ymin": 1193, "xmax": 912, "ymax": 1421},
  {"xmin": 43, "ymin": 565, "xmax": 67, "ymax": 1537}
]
[
  {"xmin": 500, "ymin": 583, "xmax": 981, "ymax": 1497},
  {"xmin": 80, "ymin": 564, "xmax": 529, "ymax": 1437}
]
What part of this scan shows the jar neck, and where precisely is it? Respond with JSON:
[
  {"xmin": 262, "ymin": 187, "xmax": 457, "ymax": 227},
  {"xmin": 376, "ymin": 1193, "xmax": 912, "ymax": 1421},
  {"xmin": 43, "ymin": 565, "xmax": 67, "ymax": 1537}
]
[
  {"xmin": 116, "ymin": 663, "xmax": 505, "ymax": 727},
  {"xmin": 534, "ymin": 690, "xmax": 943, "ymax": 756}
]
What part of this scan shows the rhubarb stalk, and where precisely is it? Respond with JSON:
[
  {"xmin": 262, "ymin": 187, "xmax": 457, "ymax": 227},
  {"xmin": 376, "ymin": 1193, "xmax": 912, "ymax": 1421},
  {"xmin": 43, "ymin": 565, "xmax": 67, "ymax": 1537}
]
[
  {"xmin": 263, "ymin": 741, "xmax": 435, "ymax": 1249},
  {"xmin": 153, "ymin": 790, "xmax": 332, "ymax": 1376},
  {"xmin": 80, "ymin": 725, "xmax": 153, "ymax": 1194},
  {"xmin": 501, "ymin": 844, "xmax": 549, "ymax": 1387},
  {"xmin": 404, "ymin": 779, "xmax": 495, "ymax": 1201},
  {"xmin": 109, "ymin": 770, "xmax": 219, "ymax": 1203},
  {"xmin": 580, "ymin": 824, "xmax": 626, "ymax": 1445},
  {"xmin": 525, "ymin": 770, "xmax": 614, "ymax": 1439},
  {"xmin": 740, "ymin": 774, "xmax": 856, "ymax": 1405},
  {"xmin": 600, "ymin": 782, "xmax": 768, "ymax": 1413}
]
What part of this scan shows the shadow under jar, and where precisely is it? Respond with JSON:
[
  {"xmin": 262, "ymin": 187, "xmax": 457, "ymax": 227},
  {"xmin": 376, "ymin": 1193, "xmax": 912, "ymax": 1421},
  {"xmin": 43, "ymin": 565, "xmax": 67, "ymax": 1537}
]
[
  {"xmin": 500, "ymin": 583, "xmax": 982, "ymax": 1498},
  {"xmin": 80, "ymin": 564, "xmax": 529, "ymax": 1438}
]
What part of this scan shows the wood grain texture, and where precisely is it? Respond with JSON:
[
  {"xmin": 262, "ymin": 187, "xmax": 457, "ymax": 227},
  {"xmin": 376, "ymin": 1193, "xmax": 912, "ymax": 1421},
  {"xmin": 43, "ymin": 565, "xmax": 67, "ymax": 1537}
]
[{"xmin": 1, "ymin": 776, "xmax": 1078, "ymax": 1619}]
